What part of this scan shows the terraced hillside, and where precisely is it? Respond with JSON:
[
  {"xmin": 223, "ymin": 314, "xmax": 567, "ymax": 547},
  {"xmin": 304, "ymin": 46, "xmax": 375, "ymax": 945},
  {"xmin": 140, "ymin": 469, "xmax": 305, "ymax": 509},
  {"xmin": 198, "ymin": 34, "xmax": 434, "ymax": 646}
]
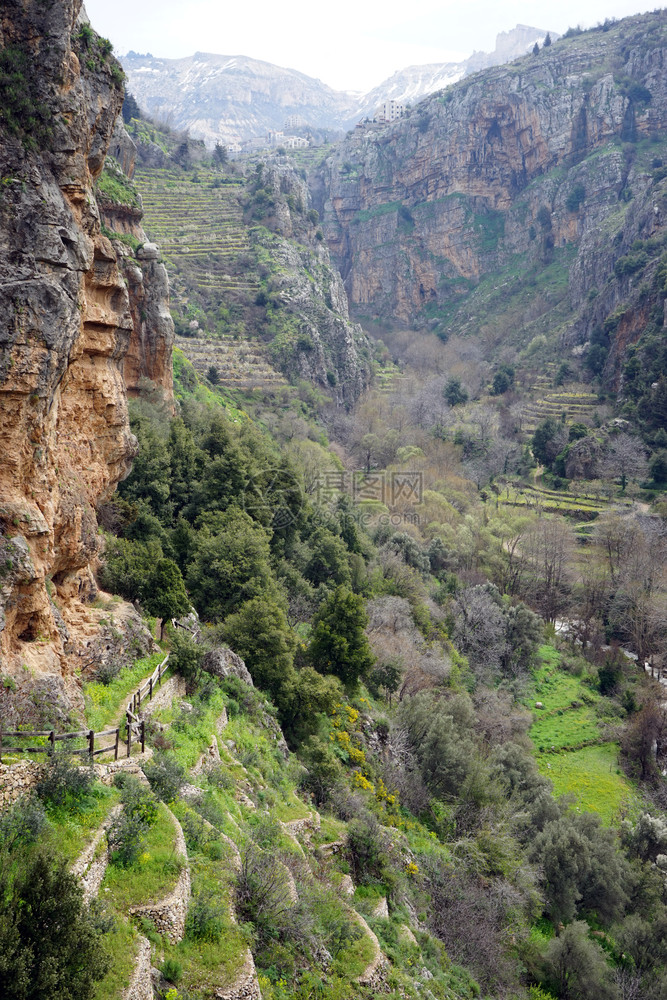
[
  {"xmin": 497, "ymin": 481, "xmax": 633, "ymax": 520},
  {"xmin": 174, "ymin": 335, "xmax": 286, "ymax": 391},
  {"xmin": 135, "ymin": 168, "xmax": 258, "ymax": 302},
  {"xmin": 134, "ymin": 162, "xmax": 371, "ymax": 402},
  {"xmin": 521, "ymin": 376, "xmax": 603, "ymax": 436},
  {"xmin": 134, "ymin": 167, "xmax": 284, "ymax": 394}
]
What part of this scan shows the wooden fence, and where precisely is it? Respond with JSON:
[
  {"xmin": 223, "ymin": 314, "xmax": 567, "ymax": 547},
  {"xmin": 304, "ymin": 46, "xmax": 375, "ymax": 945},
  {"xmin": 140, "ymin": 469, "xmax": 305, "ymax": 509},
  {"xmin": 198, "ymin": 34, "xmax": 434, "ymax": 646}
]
[
  {"xmin": 0, "ymin": 654, "xmax": 169, "ymax": 764},
  {"xmin": 126, "ymin": 653, "xmax": 169, "ymax": 716}
]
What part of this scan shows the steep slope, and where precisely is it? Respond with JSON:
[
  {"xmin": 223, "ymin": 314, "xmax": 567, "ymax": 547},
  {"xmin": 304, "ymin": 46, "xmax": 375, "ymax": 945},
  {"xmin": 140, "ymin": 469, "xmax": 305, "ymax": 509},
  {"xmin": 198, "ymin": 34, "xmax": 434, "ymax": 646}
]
[
  {"xmin": 313, "ymin": 9, "xmax": 667, "ymax": 375},
  {"xmin": 0, "ymin": 2, "xmax": 169, "ymax": 716},
  {"xmin": 132, "ymin": 150, "xmax": 372, "ymax": 404},
  {"xmin": 358, "ymin": 24, "xmax": 553, "ymax": 117}
]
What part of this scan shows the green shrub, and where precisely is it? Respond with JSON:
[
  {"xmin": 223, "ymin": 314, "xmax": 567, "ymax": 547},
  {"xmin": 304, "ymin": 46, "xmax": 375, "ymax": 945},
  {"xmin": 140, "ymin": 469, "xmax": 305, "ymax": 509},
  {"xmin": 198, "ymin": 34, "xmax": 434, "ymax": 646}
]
[
  {"xmin": 0, "ymin": 797, "xmax": 47, "ymax": 851},
  {"xmin": 108, "ymin": 776, "xmax": 158, "ymax": 867},
  {"xmin": 186, "ymin": 890, "xmax": 226, "ymax": 942},
  {"xmin": 161, "ymin": 958, "xmax": 182, "ymax": 984},
  {"xmin": 565, "ymin": 184, "xmax": 586, "ymax": 212},
  {"xmin": 144, "ymin": 752, "xmax": 186, "ymax": 803},
  {"xmin": 35, "ymin": 753, "xmax": 94, "ymax": 808},
  {"xmin": 0, "ymin": 45, "xmax": 53, "ymax": 149},
  {"xmin": 205, "ymin": 763, "xmax": 234, "ymax": 790},
  {"xmin": 0, "ymin": 844, "xmax": 110, "ymax": 998},
  {"xmin": 347, "ymin": 813, "xmax": 389, "ymax": 885}
]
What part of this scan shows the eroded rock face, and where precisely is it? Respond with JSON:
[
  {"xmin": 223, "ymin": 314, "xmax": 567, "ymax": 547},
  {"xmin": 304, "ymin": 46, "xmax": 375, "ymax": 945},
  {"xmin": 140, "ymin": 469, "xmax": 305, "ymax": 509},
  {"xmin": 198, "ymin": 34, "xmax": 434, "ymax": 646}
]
[
  {"xmin": 202, "ymin": 647, "xmax": 254, "ymax": 687},
  {"xmin": 246, "ymin": 163, "xmax": 371, "ymax": 403},
  {"xmin": 0, "ymin": 0, "xmax": 140, "ymax": 710},
  {"xmin": 314, "ymin": 12, "xmax": 667, "ymax": 326},
  {"xmin": 121, "ymin": 250, "xmax": 175, "ymax": 400}
]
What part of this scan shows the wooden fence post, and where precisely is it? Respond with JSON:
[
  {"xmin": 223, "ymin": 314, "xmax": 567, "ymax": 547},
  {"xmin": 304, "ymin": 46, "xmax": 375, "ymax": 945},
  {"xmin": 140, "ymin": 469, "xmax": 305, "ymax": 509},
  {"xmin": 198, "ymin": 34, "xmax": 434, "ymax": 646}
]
[
  {"xmin": 149, "ymin": 676, "xmax": 153, "ymax": 701},
  {"xmin": 126, "ymin": 711, "xmax": 132, "ymax": 758},
  {"xmin": 114, "ymin": 727, "xmax": 120, "ymax": 761},
  {"xmin": 88, "ymin": 729, "xmax": 94, "ymax": 758},
  {"xmin": 140, "ymin": 720, "xmax": 145, "ymax": 754},
  {"xmin": 49, "ymin": 730, "xmax": 55, "ymax": 756},
  {"xmin": 137, "ymin": 686, "xmax": 141, "ymax": 710}
]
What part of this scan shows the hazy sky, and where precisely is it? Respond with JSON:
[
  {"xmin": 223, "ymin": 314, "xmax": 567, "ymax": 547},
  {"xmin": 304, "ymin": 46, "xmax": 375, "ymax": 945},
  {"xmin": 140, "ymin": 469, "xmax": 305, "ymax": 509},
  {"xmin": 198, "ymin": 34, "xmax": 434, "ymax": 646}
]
[{"xmin": 85, "ymin": 0, "xmax": 659, "ymax": 92}]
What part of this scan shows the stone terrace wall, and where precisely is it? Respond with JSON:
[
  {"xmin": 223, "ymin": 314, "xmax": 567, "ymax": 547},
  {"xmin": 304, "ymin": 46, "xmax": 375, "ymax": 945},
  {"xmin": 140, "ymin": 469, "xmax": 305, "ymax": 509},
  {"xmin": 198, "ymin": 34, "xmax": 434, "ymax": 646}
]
[{"xmin": 0, "ymin": 760, "xmax": 41, "ymax": 811}]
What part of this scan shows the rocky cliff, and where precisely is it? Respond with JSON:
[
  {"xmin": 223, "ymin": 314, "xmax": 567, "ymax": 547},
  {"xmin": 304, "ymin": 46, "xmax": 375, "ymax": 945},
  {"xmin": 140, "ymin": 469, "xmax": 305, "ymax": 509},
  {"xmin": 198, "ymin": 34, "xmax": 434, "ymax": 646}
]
[
  {"xmin": 0, "ymin": 1, "xmax": 168, "ymax": 719},
  {"xmin": 244, "ymin": 162, "xmax": 372, "ymax": 402},
  {"xmin": 95, "ymin": 140, "xmax": 176, "ymax": 401},
  {"xmin": 313, "ymin": 11, "xmax": 667, "ymax": 347}
]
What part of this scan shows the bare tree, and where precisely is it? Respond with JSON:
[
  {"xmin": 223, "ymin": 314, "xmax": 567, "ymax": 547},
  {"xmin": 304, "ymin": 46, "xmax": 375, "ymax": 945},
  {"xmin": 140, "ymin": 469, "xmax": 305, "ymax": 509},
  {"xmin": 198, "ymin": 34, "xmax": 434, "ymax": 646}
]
[
  {"xmin": 453, "ymin": 586, "xmax": 507, "ymax": 680},
  {"xmin": 520, "ymin": 516, "xmax": 574, "ymax": 623},
  {"xmin": 601, "ymin": 433, "xmax": 649, "ymax": 491}
]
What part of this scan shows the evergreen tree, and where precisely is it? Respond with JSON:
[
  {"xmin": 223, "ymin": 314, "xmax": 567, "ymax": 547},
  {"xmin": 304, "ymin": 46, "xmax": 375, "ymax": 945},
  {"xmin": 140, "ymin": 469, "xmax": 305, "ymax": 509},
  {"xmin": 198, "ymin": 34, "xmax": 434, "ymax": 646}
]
[
  {"xmin": 443, "ymin": 377, "xmax": 468, "ymax": 407},
  {"xmin": 221, "ymin": 596, "xmax": 296, "ymax": 709},
  {"xmin": 0, "ymin": 846, "xmax": 109, "ymax": 999},
  {"xmin": 212, "ymin": 142, "xmax": 228, "ymax": 167},
  {"xmin": 309, "ymin": 586, "xmax": 374, "ymax": 690},
  {"xmin": 121, "ymin": 92, "xmax": 141, "ymax": 123},
  {"xmin": 143, "ymin": 558, "xmax": 190, "ymax": 637}
]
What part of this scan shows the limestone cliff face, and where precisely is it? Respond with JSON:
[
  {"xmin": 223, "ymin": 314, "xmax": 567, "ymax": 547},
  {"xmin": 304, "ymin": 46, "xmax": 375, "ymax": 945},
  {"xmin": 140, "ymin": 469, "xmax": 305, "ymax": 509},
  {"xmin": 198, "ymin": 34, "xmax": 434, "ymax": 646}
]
[
  {"xmin": 0, "ymin": 1, "xmax": 155, "ymax": 717},
  {"xmin": 313, "ymin": 12, "xmax": 667, "ymax": 328},
  {"xmin": 245, "ymin": 163, "xmax": 372, "ymax": 403},
  {"xmin": 121, "ymin": 245, "xmax": 176, "ymax": 400},
  {"xmin": 97, "ymin": 152, "xmax": 176, "ymax": 402}
]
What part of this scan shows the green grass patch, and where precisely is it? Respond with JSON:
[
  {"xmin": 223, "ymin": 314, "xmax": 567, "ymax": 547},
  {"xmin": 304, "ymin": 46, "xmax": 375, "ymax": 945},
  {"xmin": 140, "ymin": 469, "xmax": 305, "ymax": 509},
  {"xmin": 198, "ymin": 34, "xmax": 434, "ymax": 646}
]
[
  {"xmin": 313, "ymin": 813, "xmax": 348, "ymax": 845},
  {"xmin": 352, "ymin": 200, "xmax": 401, "ymax": 225},
  {"xmin": 84, "ymin": 651, "xmax": 166, "ymax": 731},
  {"xmin": 101, "ymin": 802, "xmax": 181, "ymax": 908},
  {"xmin": 331, "ymin": 919, "xmax": 377, "ymax": 979},
  {"xmin": 94, "ymin": 914, "xmax": 140, "ymax": 1000},
  {"xmin": 531, "ymin": 707, "xmax": 601, "ymax": 751},
  {"xmin": 162, "ymin": 849, "xmax": 246, "ymax": 994},
  {"xmin": 45, "ymin": 782, "xmax": 120, "ymax": 862},
  {"xmin": 527, "ymin": 646, "xmax": 597, "ymax": 713},
  {"xmin": 536, "ymin": 743, "xmax": 636, "ymax": 823},
  {"xmin": 271, "ymin": 790, "xmax": 311, "ymax": 822},
  {"xmin": 96, "ymin": 162, "xmax": 140, "ymax": 208},
  {"xmin": 152, "ymin": 688, "xmax": 228, "ymax": 769}
]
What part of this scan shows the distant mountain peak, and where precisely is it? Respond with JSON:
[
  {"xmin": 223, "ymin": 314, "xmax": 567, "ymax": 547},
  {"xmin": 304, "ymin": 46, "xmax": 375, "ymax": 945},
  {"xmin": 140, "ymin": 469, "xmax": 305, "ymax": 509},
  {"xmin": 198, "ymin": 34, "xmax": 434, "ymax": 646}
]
[{"xmin": 122, "ymin": 24, "xmax": 553, "ymax": 147}]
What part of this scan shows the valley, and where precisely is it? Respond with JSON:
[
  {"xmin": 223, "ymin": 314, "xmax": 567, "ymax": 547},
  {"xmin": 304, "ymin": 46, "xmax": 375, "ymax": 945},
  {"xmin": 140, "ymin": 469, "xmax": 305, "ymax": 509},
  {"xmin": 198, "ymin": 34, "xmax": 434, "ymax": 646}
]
[{"xmin": 1, "ymin": 5, "xmax": 667, "ymax": 1000}]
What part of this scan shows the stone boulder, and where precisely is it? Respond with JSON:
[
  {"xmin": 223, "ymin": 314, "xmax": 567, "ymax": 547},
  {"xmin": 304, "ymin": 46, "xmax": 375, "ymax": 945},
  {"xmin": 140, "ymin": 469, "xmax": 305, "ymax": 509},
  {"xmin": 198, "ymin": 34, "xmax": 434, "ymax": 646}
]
[
  {"xmin": 202, "ymin": 646, "xmax": 253, "ymax": 686},
  {"xmin": 136, "ymin": 241, "xmax": 160, "ymax": 260}
]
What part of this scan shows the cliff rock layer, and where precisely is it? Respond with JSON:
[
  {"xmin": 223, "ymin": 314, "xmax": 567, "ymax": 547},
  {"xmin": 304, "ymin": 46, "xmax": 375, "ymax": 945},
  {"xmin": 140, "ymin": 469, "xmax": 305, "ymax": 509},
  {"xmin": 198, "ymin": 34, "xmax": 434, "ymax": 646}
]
[
  {"xmin": 245, "ymin": 163, "xmax": 372, "ymax": 403},
  {"xmin": 0, "ymin": 0, "xmax": 151, "ymax": 716},
  {"xmin": 314, "ymin": 13, "xmax": 667, "ymax": 329}
]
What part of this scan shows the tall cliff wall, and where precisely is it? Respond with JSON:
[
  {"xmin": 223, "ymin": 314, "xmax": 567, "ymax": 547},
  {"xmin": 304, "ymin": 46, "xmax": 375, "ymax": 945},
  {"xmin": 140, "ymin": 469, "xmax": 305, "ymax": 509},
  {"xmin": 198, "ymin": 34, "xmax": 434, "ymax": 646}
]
[
  {"xmin": 313, "ymin": 12, "xmax": 667, "ymax": 338},
  {"xmin": 0, "ymin": 1, "xmax": 167, "ymax": 720}
]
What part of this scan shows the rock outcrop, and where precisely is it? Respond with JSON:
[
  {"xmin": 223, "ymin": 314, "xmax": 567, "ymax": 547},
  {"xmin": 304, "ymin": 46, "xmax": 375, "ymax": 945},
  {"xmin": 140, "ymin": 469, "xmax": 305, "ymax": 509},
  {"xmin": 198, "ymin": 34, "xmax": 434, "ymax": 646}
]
[
  {"xmin": 0, "ymin": 1, "xmax": 169, "ymax": 714},
  {"xmin": 121, "ymin": 247, "xmax": 175, "ymax": 399},
  {"xmin": 202, "ymin": 646, "xmax": 253, "ymax": 686},
  {"xmin": 314, "ymin": 12, "xmax": 667, "ymax": 337}
]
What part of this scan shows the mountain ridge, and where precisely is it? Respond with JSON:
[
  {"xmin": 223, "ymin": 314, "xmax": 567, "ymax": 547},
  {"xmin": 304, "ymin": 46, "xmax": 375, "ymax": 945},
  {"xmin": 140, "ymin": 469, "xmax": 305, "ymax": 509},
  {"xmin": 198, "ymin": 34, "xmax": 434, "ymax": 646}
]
[{"xmin": 121, "ymin": 24, "xmax": 554, "ymax": 147}]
